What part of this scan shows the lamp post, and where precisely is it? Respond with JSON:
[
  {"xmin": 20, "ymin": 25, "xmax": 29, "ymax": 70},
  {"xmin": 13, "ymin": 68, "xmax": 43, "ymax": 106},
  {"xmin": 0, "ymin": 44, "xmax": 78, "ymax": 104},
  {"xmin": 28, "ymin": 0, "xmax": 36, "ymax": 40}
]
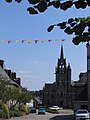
[
  {"xmin": 87, "ymin": 43, "xmax": 90, "ymax": 111},
  {"xmin": 42, "ymin": 80, "xmax": 45, "ymax": 89},
  {"xmin": 42, "ymin": 80, "xmax": 45, "ymax": 106}
]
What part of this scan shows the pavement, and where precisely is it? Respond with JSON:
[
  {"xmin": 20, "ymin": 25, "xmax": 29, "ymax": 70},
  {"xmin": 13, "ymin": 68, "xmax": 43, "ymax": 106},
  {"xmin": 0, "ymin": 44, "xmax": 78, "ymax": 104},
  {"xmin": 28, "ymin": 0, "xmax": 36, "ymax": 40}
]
[{"xmin": 0, "ymin": 109, "xmax": 74, "ymax": 120}]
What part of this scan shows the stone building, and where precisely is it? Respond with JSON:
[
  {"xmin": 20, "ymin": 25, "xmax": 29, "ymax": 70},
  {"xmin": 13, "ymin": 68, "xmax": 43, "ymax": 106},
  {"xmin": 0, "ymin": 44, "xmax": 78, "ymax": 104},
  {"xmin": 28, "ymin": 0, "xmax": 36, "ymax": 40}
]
[
  {"xmin": 32, "ymin": 43, "xmax": 90, "ymax": 111},
  {"xmin": 43, "ymin": 45, "xmax": 73, "ymax": 108},
  {"xmin": 73, "ymin": 43, "xmax": 90, "ymax": 112},
  {"xmin": 72, "ymin": 72, "xmax": 88, "ymax": 112}
]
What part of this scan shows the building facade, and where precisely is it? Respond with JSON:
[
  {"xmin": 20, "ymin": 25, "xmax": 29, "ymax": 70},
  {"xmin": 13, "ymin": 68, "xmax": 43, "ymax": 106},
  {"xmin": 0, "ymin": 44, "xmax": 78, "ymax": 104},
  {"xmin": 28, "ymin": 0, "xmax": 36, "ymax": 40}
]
[{"xmin": 43, "ymin": 45, "xmax": 72, "ymax": 108}]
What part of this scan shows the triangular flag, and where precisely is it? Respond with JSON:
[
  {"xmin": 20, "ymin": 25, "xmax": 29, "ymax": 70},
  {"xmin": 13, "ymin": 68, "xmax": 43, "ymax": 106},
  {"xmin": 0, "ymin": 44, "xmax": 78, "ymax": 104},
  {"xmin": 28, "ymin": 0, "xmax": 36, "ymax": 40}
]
[
  {"xmin": 34, "ymin": 40, "xmax": 38, "ymax": 44},
  {"xmin": 48, "ymin": 40, "xmax": 52, "ymax": 42},
  {"xmin": 55, "ymin": 39, "xmax": 59, "ymax": 42},
  {"xmin": 22, "ymin": 40, "xmax": 25, "ymax": 43},
  {"xmin": 62, "ymin": 39, "xmax": 65, "ymax": 42},
  {"xmin": 2, "ymin": 40, "xmax": 5, "ymax": 43},
  {"xmin": 8, "ymin": 40, "xmax": 11, "ymax": 44},
  {"xmin": 28, "ymin": 40, "xmax": 32, "ymax": 43},
  {"xmin": 42, "ymin": 40, "xmax": 45, "ymax": 43},
  {"xmin": 15, "ymin": 40, "xmax": 19, "ymax": 43}
]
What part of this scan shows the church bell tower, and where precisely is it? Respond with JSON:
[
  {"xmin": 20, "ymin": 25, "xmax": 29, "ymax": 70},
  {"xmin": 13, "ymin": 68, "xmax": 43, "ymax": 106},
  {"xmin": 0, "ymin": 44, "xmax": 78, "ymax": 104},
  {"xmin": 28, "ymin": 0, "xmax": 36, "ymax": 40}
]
[{"xmin": 55, "ymin": 45, "xmax": 71, "ymax": 93}]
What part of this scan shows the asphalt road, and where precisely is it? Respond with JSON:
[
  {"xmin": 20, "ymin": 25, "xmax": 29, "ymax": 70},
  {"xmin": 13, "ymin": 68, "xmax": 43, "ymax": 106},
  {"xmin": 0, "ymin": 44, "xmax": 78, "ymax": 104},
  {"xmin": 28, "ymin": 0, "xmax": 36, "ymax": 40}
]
[{"xmin": 7, "ymin": 109, "xmax": 74, "ymax": 120}]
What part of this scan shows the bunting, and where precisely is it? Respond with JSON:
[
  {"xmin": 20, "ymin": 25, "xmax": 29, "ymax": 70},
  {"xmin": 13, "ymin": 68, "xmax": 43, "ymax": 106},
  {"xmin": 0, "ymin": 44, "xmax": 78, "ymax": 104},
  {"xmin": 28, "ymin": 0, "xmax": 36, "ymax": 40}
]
[
  {"xmin": 22, "ymin": 40, "xmax": 25, "ymax": 43},
  {"xmin": 2, "ymin": 40, "xmax": 5, "ymax": 43},
  {"xmin": 42, "ymin": 40, "xmax": 45, "ymax": 43},
  {"xmin": 15, "ymin": 40, "xmax": 19, "ymax": 43},
  {"xmin": 55, "ymin": 39, "xmax": 59, "ymax": 42},
  {"xmin": 62, "ymin": 39, "xmax": 65, "ymax": 42},
  {"xmin": 8, "ymin": 40, "xmax": 11, "ymax": 44},
  {"xmin": 48, "ymin": 40, "xmax": 52, "ymax": 42},
  {"xmin": 0, "ymin": 39, "xmax": 66, "ymax": 44},
  {"xmin": 34, "ymin": 40, "xmax": 38, "ymax": 44},
  {"xmin": 28, "ymin": 40, "xmax": 32, "ymax": 43}
]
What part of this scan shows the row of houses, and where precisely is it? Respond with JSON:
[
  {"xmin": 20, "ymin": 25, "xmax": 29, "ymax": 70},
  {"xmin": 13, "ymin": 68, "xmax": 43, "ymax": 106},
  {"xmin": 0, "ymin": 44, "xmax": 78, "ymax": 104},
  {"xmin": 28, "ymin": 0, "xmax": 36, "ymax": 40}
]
[{"xmin": 0, "ymin": 59, "xmax": 21, "ymax": 87}]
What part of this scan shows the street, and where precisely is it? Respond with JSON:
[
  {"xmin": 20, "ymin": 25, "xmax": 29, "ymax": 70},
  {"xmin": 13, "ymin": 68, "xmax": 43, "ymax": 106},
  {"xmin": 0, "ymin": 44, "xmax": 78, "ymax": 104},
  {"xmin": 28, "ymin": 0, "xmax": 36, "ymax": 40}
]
[{"xmin": 7, "ymin": 109, "xmax": 74, "ymax": 120}]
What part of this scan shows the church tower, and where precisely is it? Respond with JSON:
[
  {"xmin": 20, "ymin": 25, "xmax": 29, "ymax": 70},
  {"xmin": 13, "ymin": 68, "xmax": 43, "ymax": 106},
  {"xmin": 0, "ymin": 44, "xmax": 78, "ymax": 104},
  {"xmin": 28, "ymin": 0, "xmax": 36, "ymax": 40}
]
[
  {"xmin": 43, "ymin": 44, "xmax": 72, "ymax": 108},
  {"xmin": 55, "ymin": 45, "xmax": 71, "ymax": 93}
]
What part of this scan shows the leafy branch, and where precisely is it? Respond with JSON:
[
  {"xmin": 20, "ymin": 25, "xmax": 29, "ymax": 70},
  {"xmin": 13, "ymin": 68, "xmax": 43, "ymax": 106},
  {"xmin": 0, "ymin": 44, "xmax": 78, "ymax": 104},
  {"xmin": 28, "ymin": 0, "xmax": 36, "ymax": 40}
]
[{"xmin": 4, "ymin": 0, "xmax": 90, "ymax": 45}]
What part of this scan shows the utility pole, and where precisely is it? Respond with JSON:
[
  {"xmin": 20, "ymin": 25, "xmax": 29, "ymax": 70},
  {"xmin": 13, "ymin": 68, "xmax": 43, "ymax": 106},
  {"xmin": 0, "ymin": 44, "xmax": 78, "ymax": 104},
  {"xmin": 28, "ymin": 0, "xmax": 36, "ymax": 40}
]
[{"xmin": 87, "ymin": 43, "xmax": 90, "ymax": 111}]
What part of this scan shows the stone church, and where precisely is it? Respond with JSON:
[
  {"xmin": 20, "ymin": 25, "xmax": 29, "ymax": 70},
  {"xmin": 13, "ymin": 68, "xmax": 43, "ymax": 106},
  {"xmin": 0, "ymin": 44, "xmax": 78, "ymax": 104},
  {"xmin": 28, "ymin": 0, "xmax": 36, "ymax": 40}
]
[
  {"xmin": 43, "ymin": 45, "xmax": 73, "ymax": 108},
  {"xmin": 34, "ymin": 44, "xmax": 90, "ymax": 111}
]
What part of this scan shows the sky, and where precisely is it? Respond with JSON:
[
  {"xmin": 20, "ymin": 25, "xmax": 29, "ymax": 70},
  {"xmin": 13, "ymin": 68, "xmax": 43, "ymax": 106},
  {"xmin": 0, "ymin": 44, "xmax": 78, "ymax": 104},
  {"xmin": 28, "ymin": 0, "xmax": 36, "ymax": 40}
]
[{"xmin": 0, "ymin": 0, "xmax": 89, "ymax": 91}]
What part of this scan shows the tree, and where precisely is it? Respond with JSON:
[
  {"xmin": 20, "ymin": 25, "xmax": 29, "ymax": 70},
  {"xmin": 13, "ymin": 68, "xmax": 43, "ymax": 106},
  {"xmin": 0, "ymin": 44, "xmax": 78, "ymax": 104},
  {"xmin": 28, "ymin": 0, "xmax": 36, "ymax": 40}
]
[
  {"xmin": 0, "ymin": 79, "xmax": 20, "ymax": 102},
  {"xmin": 0, "ymin": 79, "xmax": 32, "ymax": 104},
  {"xmin": 17, "ymin": 90, "xmax": 32, "ymax": 104},
  {"xmin": 4, "ymin": 0, "xmax": 90, "ymax": 45},
  {"xmin": 0, "ymin": 79, "xmax": 11, "ymax": 102}
]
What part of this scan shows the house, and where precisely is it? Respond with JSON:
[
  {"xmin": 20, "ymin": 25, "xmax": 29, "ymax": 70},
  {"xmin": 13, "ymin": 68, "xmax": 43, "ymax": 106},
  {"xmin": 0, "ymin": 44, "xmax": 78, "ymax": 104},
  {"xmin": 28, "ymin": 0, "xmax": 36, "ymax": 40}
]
[{"xmin": 0, "ymin": 59, "xmax": 21, "ymax": 86}]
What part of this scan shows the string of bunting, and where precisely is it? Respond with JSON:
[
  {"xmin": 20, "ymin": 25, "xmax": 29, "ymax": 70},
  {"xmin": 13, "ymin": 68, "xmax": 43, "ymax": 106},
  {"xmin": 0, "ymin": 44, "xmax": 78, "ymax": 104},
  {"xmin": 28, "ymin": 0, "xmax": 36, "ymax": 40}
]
[{"xmin": 1, "ymin": 39, "xmax": 65, "ymax": 44}]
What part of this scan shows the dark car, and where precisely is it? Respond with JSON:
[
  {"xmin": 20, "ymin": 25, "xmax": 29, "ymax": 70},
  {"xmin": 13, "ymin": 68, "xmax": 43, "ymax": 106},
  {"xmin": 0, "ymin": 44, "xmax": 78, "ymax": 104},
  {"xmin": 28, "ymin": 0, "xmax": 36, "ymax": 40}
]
[
  {"xmin": 38, "ymin": 108, "xmax": 45, "ymax": 115},
  {"xmin": 29, "ymin": 107, "xmax": 36, "ymax": 113}
]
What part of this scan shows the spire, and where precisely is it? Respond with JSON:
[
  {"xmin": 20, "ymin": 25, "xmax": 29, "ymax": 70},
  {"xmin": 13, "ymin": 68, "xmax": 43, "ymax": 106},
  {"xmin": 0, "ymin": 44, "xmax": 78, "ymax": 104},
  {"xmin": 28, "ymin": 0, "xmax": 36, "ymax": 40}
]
[
  {"xmin": 68, "ymin": 63, "xmax": 71, "ymax": 70},
  {"xmin": 60, "ymin": 45, "xmax": 64, "ymax": 59}
]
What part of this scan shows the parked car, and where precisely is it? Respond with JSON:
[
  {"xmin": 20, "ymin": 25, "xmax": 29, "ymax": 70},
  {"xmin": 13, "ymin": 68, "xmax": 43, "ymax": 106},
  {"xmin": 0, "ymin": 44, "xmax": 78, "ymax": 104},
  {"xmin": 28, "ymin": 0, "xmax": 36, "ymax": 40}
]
[
  {"xmin": 75, "ymin": 109, "xmax": 90, "ymax": 120},
  {"xmin": 49, "ymin": 105, "xmax": 60, "ymax": 111},
  {"xmin": 38, "ymin": 108, "xmax": 45, "ymax": 115},
  {"xmin": 29, "ymin": 107, "xmax": 36, "ymax": 113}
]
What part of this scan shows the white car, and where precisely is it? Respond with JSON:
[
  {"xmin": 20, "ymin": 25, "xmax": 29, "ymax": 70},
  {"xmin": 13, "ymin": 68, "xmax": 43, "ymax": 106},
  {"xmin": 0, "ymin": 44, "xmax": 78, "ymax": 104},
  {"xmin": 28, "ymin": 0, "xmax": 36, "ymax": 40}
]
[
  {"xmin": 75, "ymin": 109, "xmax": 90, "ymax": 120},
  {"xmin": 49, "ymin": 105, "xmax": 60, "ymax": 111}
]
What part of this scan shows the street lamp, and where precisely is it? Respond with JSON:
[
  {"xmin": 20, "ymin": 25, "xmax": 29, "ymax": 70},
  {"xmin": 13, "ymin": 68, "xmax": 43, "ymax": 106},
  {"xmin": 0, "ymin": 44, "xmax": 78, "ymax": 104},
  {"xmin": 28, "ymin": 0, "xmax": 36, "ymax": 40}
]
[{"xmin": 86, "ymin": 43, "xmax": 90, "ymax": 111}]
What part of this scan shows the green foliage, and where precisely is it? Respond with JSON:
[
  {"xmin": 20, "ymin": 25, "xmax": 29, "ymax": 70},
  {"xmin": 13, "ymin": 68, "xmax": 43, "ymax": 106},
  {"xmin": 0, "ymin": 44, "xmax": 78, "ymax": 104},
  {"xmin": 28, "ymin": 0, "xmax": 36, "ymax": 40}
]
[
  {"xmin": 9, "ymin": 110, "xmax": 14, "ymax": 118},
  {"xmin": 47, "ymin": 25, "xmax": 54, "ymax": 32},
  {"xmin": 27, "ymin": 7, "xmax": 38, "ymax": 14},
  {"xmin": 0, "ymin": 79, "xmax": 32, "ymax": 106},
  {"xmin": 28, "ymin": 0, "xmax": 40, "ymax": 4},
  {"xmin": 0, "ymin": 80, "xmax": 21, "ymax": 102},
  {"xmin": 35, "ymin": 1, "xmax": 47, "ymax": 12},
  {"xmin": 72, "ymin": 34, "xmax": 90, "ymax": 45},
  {"xmin": 74, "ymin": 1, "xmax": 87, "ymax": 9},
  {"xmin": 17, "ymin": 90, "xmax": 32, "ymax": 104},
  {"xmin": 58, "ymin": 22, "xmax": 66, "ymax": 29},
  {"xmin": 18, "ymin": 104, "xmax": 29, "ymax": 114},
  {"xmin": 5, "ymin": 0, "xmax": 22, "ymax": 3},
  {"xmin": 0, "ymin": 100, "xmax": 9, "ymax": 119},
  {"xmin": 15, "ymin": 0, "xmax": 22, "ymax": 3},
  {"xmin": 60, "ymin": 1, "xmax": 73, "ymax": 11},
  {"xmin": 68, "ymin": 18, "xmax": 74, "ymax": 24},
  {"xmin": 10, "ymin": 105, "xmax": 21, "ymax": 117},
  {"xmin": 64, "ymin": 27, "xmax": 73, "ymax": 35},
  {"xmin": 52, "ymin": 1, "xmax": 60, "ymax": 9},
  {"xmin": 0, "ymin": 80, "xmax": 11, "ymax": 101},
  {"xmin": 4, "ymin": 0, "xmax": 90, "ymax": 45},
  {"xmin": 26, "ymin": 0, "xmax": 90, "ymax": 15},
  {"xmin": 47, "ymin": 16, "xmax": 90, "ymax": 45},
  {"xmin": 5, "ymin": 0, "xmax": 12, "ymax": 3}
]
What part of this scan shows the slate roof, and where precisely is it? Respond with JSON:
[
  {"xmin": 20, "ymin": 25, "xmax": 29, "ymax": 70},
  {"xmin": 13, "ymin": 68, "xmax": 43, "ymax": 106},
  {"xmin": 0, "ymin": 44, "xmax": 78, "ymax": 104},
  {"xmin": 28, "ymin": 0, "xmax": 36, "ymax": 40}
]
[
  {"xmin": 33, "ymin": 97, "xmax": 42, "ymax": 104},
  {"xmin": 0, "ymin": 66, "xmax": 19, "ymax": 86}
]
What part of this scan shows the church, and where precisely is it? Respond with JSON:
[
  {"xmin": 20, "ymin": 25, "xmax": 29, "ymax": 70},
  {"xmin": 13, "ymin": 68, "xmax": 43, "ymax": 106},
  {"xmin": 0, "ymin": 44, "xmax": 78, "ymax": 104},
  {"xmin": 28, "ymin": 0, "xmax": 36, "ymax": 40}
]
[
  {"xmin": 34, "ymin": 44, "xmax": 88, "ymax": 111},
  {"xmin": 42, "ymin": 45, "xmax": 73, "ymax": 108}
]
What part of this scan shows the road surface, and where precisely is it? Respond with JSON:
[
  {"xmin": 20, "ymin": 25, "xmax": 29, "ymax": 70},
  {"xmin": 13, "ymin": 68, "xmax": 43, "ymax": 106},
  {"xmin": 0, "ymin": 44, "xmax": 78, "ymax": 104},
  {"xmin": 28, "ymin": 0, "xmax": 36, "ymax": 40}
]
[{"xmin": 6, "ymin": 109, "xmax": 74, "ymax": 120}]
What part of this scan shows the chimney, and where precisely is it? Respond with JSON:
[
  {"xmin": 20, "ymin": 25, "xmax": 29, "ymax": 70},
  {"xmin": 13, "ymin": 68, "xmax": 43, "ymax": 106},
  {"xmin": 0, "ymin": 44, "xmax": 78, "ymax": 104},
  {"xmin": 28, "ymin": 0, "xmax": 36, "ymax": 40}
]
[
  {"xmin": 11, "ymin": 72, "xmax": 16, "ymax": 80},
  {"xmin": 0, "ymin": 60, "xmax": 4, "ymax": 69},
  {"xmin": 4, "ymin": 69, "xmax": 11, "ymax": 78}
]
